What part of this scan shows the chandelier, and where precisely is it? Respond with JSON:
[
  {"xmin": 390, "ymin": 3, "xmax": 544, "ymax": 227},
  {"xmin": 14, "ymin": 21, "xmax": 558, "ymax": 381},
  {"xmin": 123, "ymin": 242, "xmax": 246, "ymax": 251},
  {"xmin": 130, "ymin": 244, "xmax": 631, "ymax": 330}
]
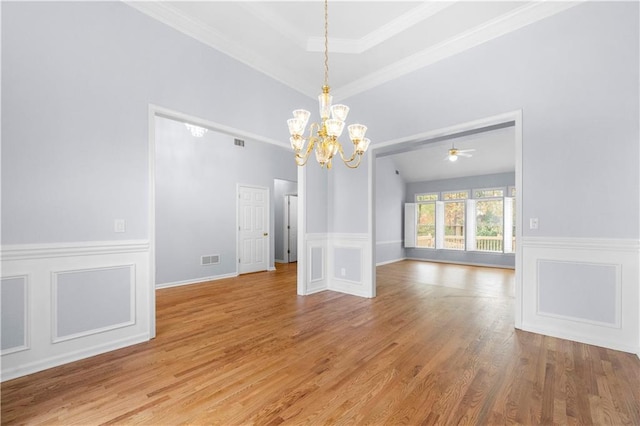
[{"xmin": 286, "ymin": 0, "xmax": 370, "ymax": 169}]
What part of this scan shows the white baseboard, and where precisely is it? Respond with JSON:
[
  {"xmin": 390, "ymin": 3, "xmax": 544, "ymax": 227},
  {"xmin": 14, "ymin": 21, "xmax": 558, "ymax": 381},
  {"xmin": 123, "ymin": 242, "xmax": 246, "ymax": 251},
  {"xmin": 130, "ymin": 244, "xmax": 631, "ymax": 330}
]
[
  {"xmin": 405, "ymin": 257, "xmax": 515, "ymax": 269},
  {"xmin": 1, "ymin": 333, "xmax": 149, "ymax": 382},
  {"xmin": 376, "ymin": 257, "xmax": 407, "ymax": 266},
  {"xmin": 521, "ymin": 323, "xmax": 639, "ymax": 355},
  {"xmin": 375, "ymin": 240, "xmax": 403, "ymax": 245},
  {"xmin": 156, "ymin": 272, "xmax": 238, "ymax": 289}
]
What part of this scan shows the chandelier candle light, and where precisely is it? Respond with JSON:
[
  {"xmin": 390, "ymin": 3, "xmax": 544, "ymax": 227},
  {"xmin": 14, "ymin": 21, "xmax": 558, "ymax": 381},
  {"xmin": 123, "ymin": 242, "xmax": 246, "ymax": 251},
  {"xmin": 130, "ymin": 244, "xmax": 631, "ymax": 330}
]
[{"xmin": 286, "ymin": 0, "xmax": 370, "ymax": 169}]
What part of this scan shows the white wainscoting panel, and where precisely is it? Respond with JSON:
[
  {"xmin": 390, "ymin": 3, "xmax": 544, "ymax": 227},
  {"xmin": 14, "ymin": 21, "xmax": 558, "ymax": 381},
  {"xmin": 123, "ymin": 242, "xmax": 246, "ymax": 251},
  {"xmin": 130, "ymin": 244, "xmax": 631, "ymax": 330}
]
[
  {"xmin": 521, "ymin": 237, "xmax": 639, "ymax": 355},
  {"xmin": 1, "ymin": 275, "xmax": 29, "ymax": 355},
  {"xmin": 52, "ymin": 265, "xmax": 136, "ymax": 343},
  {"xmin": 304, "ymin": 234, "xmax": 328, "ymax": 294},
  {"xmin": 537, "ymin": 260, "xmax": 619, "ymax": 327},
  {"xmin": 328, "ymin": 234, "xmax": 373, "ymax": 298},
  {"xmin": 1, "ymin": 241, "xmax": 151, "ymax": 381}
]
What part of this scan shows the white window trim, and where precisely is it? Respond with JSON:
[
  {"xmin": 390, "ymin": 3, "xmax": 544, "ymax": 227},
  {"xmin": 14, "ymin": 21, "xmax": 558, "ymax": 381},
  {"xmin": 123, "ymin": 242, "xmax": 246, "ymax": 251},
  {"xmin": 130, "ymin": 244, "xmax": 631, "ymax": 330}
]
[{"xmin": 404, "ymin": 203, "xmax": 417, "ymax": 248}]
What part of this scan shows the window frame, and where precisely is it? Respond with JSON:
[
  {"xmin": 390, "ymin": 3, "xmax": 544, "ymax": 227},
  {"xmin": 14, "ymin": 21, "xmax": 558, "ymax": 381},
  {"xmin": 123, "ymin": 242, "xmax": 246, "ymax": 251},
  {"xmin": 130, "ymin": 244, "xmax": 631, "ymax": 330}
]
[{"xmin": 406, "ymin": 187, "xmax": 515, "ymax": 255}]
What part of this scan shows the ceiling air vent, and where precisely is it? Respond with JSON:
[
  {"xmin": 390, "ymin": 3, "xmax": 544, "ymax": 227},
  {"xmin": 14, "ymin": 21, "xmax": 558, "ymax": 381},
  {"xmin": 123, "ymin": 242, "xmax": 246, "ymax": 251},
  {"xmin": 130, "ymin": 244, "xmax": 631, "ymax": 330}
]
[
  {"xmin": 234, "ymin": 138, "xmax": 245, "ymax": 147},
  {"xmin": 201, "ymin": 255, "xmax": 220, "ymax": 265}
]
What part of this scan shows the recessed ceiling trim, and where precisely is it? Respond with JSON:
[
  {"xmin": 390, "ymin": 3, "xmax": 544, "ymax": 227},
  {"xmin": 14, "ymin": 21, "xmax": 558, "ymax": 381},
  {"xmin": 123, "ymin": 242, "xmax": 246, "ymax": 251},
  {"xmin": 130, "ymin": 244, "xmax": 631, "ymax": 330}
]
[
  {"xmin": 334, "ymin": 1, "xmax": 583, "ymax": 100},
  {"xmin": 125, "ymin": 1, "xmax": 316, "ymax": 98},
  {"xmin": 306, "ymin": 37, "xmax": 360, "ymax": 54},
  {"xmin": 307, "ymin": 2, "xmax": 455, "ymax": 54},
  {"xmin": 127, "ymin": 1, "xmax": 583, "ymax": 101},
  {"xmin": 238, "ymin": 3, "xmax": 308, "ymax": 51}
]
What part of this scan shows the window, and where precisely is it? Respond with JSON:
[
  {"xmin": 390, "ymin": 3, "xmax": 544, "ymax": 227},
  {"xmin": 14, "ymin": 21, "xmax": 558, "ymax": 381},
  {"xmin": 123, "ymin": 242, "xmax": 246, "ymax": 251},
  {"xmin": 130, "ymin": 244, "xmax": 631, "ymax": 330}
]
[
  {"xmin": 473, "ymin": 188, "xmax": 504, "ymax": 252},
  {"xmin": 443, "ymin": 191, "xmax": 467, "ymax": 250},
  {"xmin": 474, "ymin": 188, "xmax": 504, "ymax": 198},
  {"xmin": 415, "ymin": 192, "xmax": 439, "ymax": 248},
  {"xmin": 417, "ymin": 203, "xmax": 436, "ymax": 248},
  {"xmin": 443, "ymin": 191, "xmax": 468, "ymax": 200},
  {"xmin": 416, "ymin": 193, "xmax": 438, "ymax": 202},
  {"xmin": 414, "ymin": 193, "xmax": 438, "ymax": 248},
  {"xmin": 475, "ymin": 199, "xmax": 503, "ymax": 252},
  {"xmin": 405, "ymin": 187, "xmax": 516, "ymax": 254}
]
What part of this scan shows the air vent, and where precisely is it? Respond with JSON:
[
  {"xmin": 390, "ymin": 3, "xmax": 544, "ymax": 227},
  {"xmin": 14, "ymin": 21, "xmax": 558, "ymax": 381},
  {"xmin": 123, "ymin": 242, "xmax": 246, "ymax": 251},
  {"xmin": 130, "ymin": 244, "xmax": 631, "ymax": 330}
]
[
  {"xmin": 234, "ymin": 138, "xmax": 245, "ymax": 147},
  {"xmin": 201, "ymin": 255, "xmax": 220, "ymax": 265}
]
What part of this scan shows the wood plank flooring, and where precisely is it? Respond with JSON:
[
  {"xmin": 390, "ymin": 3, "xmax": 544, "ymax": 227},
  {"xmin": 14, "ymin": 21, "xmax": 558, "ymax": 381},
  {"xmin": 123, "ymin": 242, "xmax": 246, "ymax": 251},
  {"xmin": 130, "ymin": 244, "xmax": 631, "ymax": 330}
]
[{"xmin": 2, "ymin": 261, "xmax": 639, "ymax": 425}]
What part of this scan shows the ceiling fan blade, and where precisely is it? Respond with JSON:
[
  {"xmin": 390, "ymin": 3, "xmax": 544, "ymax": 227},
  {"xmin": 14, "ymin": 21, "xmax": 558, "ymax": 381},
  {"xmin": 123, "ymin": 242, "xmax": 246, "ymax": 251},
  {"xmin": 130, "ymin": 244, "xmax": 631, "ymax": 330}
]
[
  {"xmin": 458, "ymin": 152, "xmax": 473, "ymax": 157},
  {"xmin": 457, "ymin": 148, "xmax": 476, "ymax": 153}
]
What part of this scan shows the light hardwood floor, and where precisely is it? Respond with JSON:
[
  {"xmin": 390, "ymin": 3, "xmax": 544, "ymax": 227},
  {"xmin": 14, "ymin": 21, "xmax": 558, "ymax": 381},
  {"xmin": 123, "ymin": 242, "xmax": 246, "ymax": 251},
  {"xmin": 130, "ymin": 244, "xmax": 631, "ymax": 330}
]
[{"xmin": 2, "ymin": 261, "xmax": 639, "ymax": 424}]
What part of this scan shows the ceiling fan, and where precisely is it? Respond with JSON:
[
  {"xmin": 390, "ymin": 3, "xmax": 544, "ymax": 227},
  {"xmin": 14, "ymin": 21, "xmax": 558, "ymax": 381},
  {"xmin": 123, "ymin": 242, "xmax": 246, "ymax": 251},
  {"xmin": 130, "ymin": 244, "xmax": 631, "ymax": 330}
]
[{"xmin": 445, "ymin": 144, "xmax": 475, "ymax": 162}]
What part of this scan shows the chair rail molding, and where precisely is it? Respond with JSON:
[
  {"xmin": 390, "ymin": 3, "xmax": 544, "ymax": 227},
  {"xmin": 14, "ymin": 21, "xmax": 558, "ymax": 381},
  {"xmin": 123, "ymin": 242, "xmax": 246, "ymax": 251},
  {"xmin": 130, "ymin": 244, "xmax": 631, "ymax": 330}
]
[{"xmin": 1, "ymin": 240, "xmax": 152, "ymax": 381}]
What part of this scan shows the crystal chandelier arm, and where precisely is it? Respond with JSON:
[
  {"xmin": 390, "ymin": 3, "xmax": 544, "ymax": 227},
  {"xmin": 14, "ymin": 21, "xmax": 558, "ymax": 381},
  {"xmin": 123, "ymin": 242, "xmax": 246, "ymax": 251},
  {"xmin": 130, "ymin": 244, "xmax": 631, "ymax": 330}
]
[
  {"xmin": 294, "ymin": 123, "xmax": 321, "ymax": 166},
  {"xmin": 342, "ymin": 153, "xmax": 363, "ymax": 169},
  {"xmin": 336, "ymin": 142, "xmax": 363, "ymax": 169}
]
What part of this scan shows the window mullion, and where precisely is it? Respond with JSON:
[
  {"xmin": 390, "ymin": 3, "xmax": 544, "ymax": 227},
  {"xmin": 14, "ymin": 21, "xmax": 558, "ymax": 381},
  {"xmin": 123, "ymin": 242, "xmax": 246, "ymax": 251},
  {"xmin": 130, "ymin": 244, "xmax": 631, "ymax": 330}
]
[
  {"xmin": 466, "ymin": 199, "xmax": 476, "ymax": 251},
  {"xmin": 435, "ymin": 201, "xmax": 444, "ymax": 249}
]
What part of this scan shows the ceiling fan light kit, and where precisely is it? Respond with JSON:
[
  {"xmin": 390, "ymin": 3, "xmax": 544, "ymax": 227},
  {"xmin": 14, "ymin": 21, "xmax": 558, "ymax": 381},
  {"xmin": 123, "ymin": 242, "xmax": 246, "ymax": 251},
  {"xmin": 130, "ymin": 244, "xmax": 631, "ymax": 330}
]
[{"xmin": 446, "ymin": 145, "xmax": 475, "ymax": 162}]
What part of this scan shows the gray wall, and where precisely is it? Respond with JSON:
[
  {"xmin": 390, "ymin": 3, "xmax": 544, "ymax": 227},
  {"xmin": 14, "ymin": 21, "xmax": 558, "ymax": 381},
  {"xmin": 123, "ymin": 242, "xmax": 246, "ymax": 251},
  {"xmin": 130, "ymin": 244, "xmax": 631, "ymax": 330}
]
[
  {"xmin": 405, "ymin": 172, "xmax": 515, "ymax": 268},
  {"xmin": 304, "ymin": 163, "xmax": 329, "ymax": 234},
  {"xmin": 327, "ymin": 160, "xmax": 369, "ymax": 233},
  {"xmin": 406, "ymin": 172, "xmax": 515, "ymax": 198},
  {"xmin": 155, "ymin": 117, "xmax": 296, "ymax": 285},
  {"xmin": 274, "ymin": 179, "xmax": 298, "ymax": 262},
  {"xmin": 342, "ymin": 1, "xmax": 639, "ymax": 241},
  {"xmin": 1, "ymin": 1, "xmax": 311, "ymax": 245},
  {"xmin": 375, "ymin": 157, "xmax": 406, "ymax": 264}
]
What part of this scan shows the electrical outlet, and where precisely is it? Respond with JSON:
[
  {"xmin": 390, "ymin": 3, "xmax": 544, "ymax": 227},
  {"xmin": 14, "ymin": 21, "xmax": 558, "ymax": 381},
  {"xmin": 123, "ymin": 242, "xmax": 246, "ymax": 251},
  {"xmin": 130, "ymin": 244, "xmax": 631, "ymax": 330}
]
[
  {"xmin": 340, "ymin": 267, "xmax": 346, "ymax": 277},
  {"xmin": 114, "ymin": 219, "xmax": 126, "ymax": 233},
  {"xmin": 529, "ymin": 218, "xmax": 538, "ymax": 230}
]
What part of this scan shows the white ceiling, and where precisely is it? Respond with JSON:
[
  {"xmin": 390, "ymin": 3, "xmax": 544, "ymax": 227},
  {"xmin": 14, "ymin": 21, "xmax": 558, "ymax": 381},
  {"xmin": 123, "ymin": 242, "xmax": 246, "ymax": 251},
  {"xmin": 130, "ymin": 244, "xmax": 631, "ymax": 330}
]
[
  {"xmin": 386, "ymin": 125, "xmax": 515, "ymax": 182},
  {"xmin": 127, "ymin": 1, "xmax": 580, "ymax": 100}
]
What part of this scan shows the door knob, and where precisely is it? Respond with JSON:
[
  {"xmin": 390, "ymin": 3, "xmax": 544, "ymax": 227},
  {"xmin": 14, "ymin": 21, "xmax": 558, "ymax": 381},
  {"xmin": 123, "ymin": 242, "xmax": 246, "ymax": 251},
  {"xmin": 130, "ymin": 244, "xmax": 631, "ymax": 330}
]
[{"xmin": 263, "ymin": 233, "xmax": 268, "ymax": 236}]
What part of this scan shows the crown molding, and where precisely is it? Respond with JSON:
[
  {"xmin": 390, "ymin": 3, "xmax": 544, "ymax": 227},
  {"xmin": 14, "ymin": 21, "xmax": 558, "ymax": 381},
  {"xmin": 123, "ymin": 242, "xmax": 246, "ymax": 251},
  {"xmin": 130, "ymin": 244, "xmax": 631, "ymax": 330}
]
[
  {"xmin": 307, "ymin": 2, "xmax": 455, "ymax": 54},
  {"xmin": 124, "ymin": 1, "xmax": 317, "ymax": 98},
  {"xmin": 125, "ymin": 1, "xmax": 583, "ymax": 101},
  {"xmin": 334, "ymin": 1, "xmax": 583, "ymax": 100}
]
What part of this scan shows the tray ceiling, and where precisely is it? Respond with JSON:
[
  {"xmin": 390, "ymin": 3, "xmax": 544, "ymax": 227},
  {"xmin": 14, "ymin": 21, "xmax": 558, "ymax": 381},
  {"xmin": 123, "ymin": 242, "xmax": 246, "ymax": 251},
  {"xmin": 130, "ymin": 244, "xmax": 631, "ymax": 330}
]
[{"xmin": 126, "ymin": 1, "xmax": 580, "ymax": 100}]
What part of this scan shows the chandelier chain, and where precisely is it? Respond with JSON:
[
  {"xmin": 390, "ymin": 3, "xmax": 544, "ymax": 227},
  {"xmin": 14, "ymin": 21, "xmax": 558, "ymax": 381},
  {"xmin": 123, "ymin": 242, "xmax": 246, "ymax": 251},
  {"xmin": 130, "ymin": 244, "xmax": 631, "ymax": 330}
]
[
  {"xmin": 286, "ymin": 0, "xmax": 370, "ymax": 169},
  {"xmin": 324, "ymin": 0, "xmax": 329, "ymax": 87}
]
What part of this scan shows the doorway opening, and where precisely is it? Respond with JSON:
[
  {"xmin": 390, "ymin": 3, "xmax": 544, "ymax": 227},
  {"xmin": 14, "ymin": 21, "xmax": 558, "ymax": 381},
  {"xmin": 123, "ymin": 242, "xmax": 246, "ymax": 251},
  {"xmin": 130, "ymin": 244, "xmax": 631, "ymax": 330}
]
[
  {"xmin": 284, "ymin": 194, "xmax": 298, "ymax": 263},
  {"xmin": 274, "ymin": 178, "xmax": 298, "ymax": 264},
  {"xmin": 370, "ymin": 111, "xmax": 523, "ymax": 327},
  {"xmin": 149, "ymin": 105, "xmax": 296, "ymax": 337}
]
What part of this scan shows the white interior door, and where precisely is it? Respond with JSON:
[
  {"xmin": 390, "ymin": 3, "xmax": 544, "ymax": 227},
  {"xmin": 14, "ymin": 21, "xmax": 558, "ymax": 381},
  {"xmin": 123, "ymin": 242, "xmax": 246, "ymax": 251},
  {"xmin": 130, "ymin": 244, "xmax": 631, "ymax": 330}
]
[
  {"xmin": 287, "ymin": 195, "xmax": 298, "ymax": 262},
  {"xmin": 238, "ymin": 185, "xmax": 269, "ymax": 274}
]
